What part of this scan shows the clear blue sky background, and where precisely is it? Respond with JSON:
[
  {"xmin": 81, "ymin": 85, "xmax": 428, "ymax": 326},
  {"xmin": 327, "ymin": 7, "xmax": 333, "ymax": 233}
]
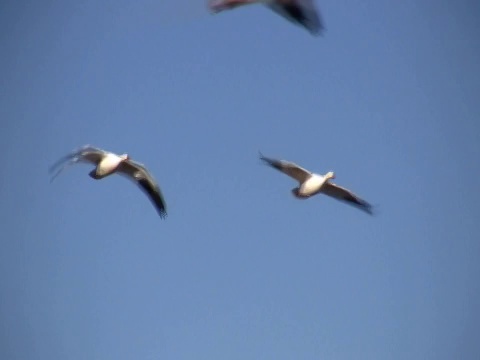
[{"xmin": 1, "ymin": 1, "xmax": 479, "ymax": 359}]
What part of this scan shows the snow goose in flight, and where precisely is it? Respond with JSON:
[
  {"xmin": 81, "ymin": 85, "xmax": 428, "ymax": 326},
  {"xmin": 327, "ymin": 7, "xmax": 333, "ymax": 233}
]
[
  {"xmin": 208, "ymin": 0, "xmax": 324, "ymax": 35},
  {"xmin": 260, "ymin": 153, "xmax": 373, "ymax": 214},
  {"xmin": 49, "ymin": 145, "xmax": 167, "ymax": 219}
]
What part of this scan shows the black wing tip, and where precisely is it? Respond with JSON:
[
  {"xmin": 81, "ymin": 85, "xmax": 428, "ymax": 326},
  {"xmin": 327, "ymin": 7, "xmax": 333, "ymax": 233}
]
[
  {"xmin": 358, "ymin": 200, "xmax": 375, "ymax": 216},
  {"xmin": 364, "ymin": 205, "xmax": 374, "ymax": 215},
  {"xmin": 258, "ymin": 151, "xmax": 277, "ymax": 161},
  {"xmin": 259, "ymin": 151, "xmax": 270, "ymax": 162},
  {"xmin": 309, "ymin": 25, "xmax": 325, "ymax": 36},
  {"xmin": 365, "ymin": 203, "xmax": 380, "ymax": 216},
  {"xmin": 340, "ymin": 193, "xmax": 375, "ymax": 216},
  {"xmin": 152, "ymin": 203, "xmax": 168, "ymax": 220},
  {"xmin": 137, "ymin": 178, "xmax": 168, "ymax": 220},
  {"xmin": 258, "ymin": 151, "xmax": 268, "ymax": 162},
  {"xmin": 258, "ymin": 153, "xmax": 287, "ymax": 174},
  {"xmin": 157, "ymin": 205, "xmax": 168, "ymax": 219},
  {"xmin": 259, "ymin": 152, "xmax": 276, "ymax": 167},
  {"xmin": 303, "ymin": 17, "xmax": 325, "ymax": 36}
]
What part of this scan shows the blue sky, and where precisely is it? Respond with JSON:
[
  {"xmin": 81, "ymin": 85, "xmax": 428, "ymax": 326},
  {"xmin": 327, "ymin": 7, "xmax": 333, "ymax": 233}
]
[{"xmin": 1, "ymin": 0, "xmax": 479, "ymax": 359}]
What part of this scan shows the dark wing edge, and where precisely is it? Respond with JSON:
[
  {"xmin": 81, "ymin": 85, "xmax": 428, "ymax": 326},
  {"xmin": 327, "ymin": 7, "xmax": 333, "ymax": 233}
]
[
  {"xmin": 266, "ymin": 0, "xmax": 325, "ymax": 35},
  {"xmin": 259, "ymin": 152, "xmax": 285, "ymax": 172},
  {"xmin": 322, "ymin": 182, "xmax": 374, "ymax": 215},
  {"xmin": 120, "ymin": 160, "xmax": 168, "ymax": 219},
  {"xmin": 137, "ymin": 178, "xmax": 168, "ymax": 219},
  {"xmin": 259, "ymin": 152, "xmax": 312, "ymax": 183}
]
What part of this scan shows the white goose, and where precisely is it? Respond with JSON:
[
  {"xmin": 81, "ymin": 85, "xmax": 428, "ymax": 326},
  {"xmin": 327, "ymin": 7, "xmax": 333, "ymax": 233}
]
[
  {"xmin": 49, "ymin": 145, "xmax": 168, "ymax": 219},
  {"xmin": 260, "ymin": 153, "xmax": 373, "ymax": 214},
  {"xmin": 208, "ymin": 0, "xmax": 324, "ymax": 35}
]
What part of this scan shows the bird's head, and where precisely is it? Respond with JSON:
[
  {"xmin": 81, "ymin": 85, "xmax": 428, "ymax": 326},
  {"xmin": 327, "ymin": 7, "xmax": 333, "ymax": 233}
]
[
  {"xmin": 326, "ymin": 171, "xmax": 335, "ymax": 180},
  {"xmin": 120, "ymin": 154, "xmax": 130, "ymax": 161}
]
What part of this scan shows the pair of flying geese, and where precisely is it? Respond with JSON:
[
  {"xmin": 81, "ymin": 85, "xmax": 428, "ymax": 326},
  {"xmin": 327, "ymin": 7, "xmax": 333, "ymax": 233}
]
[
  {"xmin": 49, "ymin": 3, "xmax": 363, "ymax": 218},
  {"xmin": 208, "ymin": 0, "xmax": 325, "ymax": 35},
  {"xmin": 49, "ymin": 146, "xmax": 373, "ymax": 219}
]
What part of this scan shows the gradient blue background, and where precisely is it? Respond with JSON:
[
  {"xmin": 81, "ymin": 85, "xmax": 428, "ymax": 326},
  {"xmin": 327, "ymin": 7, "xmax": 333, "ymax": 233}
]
[{"xmin": 1, "ymin": 1, "xmax": 479, "ymax": 359}]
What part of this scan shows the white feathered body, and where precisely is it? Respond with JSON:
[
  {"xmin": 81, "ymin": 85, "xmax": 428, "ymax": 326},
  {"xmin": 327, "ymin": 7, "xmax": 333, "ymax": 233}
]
[
  {"xmin": 294, "ymin": 173, "xmax": 328, "ymax": 197},
  {"xmin": 93, "ymin": 153, "xmax": 125, "ymax": 178}
]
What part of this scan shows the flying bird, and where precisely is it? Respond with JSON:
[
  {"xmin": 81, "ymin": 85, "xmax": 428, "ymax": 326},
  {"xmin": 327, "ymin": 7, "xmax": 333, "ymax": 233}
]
[
  {"xmin": 260, "ymin": 153, "xmax": 373, "ymax": 214},
  {"xmin": 208, "ymin": 0, "xmax": 324, "ymax": 35},
  {"xmin": 49, "ymin": 145, "xmax": 168, "ymax": 219}
]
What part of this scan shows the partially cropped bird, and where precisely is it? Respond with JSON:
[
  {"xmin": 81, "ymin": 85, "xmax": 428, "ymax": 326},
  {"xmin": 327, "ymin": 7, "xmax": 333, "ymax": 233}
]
[
  {"xmin": 259, "ymin": 153, "xmax": 373, "ymax": 214},
  {"xmin": 208, "ymin": 0, "xmax": 324, "ymax": 35},
  {"xmin": 49, "ymin": 145, "xmax": 168, "ymax": 219}
]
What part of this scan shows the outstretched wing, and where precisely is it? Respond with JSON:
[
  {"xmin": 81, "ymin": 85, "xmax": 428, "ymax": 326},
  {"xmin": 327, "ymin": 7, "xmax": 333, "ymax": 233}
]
[
  {"xmin": 208, "ymin": 0, "xmax": 252, "ymax": 13},
  {"xmin": 118, "ymin": 160, "xmax": 168, "ymax": 219},
  {"xmin": 259, "ymin": 153, "xmax": 312, "ymax": 183},
  {"xmin": 49, "ymin": 145, "xmax": 108, "ymax": 182},
  {"xmin": 322, "ymin": 182, "xmax": 373, "ymax": 214},
  {"xmin": 266, "ymin": 0, "xmax": 324, "ymax": 35}
]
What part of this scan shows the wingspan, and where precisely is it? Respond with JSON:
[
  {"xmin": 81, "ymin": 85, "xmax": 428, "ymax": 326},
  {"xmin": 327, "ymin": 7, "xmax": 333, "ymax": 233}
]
[
  {"xmin": 259, "ymin": 153, "xmax": 312, "ymax": 183},
  {"xmin": 322, "ymin": 182, "xmax": 373, "ymax": 214}
]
